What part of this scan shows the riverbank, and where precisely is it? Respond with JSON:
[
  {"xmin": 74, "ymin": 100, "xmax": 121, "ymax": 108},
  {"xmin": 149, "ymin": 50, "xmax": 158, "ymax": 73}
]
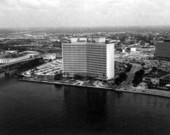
[
  {"xmin": 18, "ymin": 78, "xmax": 113, "ymax": 91},
  {"xmin": 116, "ymin": 86, "xmax": 170, "ymax": 98},
  {"xmin": 18, "ymin": 78, "xmax": 170, "ymax": 98}
]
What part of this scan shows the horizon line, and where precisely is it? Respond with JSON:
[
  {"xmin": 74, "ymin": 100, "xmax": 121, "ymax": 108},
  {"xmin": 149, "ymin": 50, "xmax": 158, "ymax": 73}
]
[{"xmin": 1, "ymin": 25, "xmax": 170, "ymax": 30}]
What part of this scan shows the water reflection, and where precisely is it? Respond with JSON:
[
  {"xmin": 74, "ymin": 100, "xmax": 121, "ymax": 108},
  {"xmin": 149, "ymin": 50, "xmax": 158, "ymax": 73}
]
[
  {"xmin": 0, "ymin": 76, "xmax": 170, "ymax": 134},
  {"xmin": 63, "ymin": 87, "xmax": 108, "ymax": 133}
]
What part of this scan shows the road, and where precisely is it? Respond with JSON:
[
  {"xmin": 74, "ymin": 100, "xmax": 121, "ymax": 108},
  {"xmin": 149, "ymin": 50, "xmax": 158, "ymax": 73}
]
[{"xmin": 123, "ymin": 63, "xmax": 142, "ymax": 88}]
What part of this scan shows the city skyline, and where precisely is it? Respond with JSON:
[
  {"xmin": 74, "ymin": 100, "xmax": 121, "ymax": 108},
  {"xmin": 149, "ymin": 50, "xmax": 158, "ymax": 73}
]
[{"xmin": 0, "ymin": 0, "xmax": 170, "ymax": 28}]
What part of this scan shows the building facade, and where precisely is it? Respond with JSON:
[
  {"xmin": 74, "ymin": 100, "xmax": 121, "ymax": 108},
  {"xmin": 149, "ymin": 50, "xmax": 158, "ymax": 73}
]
[
  {"xmin": 62, "ymin": 42, "xmax": 87, "ymax": 74},
  {"xmin": 62, "ymin": 38, "xmax": 114, "ymax": 80},
  {"xmin": 155, "ymin": 40, "xmax": 170, "ymax": 60}
]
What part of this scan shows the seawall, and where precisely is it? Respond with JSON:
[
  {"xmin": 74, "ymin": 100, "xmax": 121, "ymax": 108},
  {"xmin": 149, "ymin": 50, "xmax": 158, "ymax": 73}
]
[
  {"xmin": 18, "ymin": 78, "xmax": 170, "ymax": 98},
  {"xmin": 116, "ymin": 87, "xmax": 170, "ymax": 98}
]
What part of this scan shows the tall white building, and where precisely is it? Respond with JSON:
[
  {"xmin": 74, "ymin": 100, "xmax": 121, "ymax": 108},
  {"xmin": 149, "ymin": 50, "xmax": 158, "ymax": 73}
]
[{"xmin": 62, "ymin": 38, "xmax": 114, "ymax": 80}]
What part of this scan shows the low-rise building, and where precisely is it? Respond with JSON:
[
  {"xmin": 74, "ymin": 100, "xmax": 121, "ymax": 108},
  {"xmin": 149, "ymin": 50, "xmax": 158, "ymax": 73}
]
[{"xmin": 155, "ymin": 40, "xmax": 170, "ymax": 60}]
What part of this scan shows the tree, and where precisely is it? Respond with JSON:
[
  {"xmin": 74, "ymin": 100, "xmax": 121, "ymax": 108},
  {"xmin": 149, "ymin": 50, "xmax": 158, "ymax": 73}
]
[
  {"xmin": 141, "ymin": 62, "xmax": 145, "ymax": 66},
  {"xmin": 151, "ymin": 67, "xmax": 157, "ymax": 73},
  {"xmin": 115, "ymin": 72, "xmax": 127, "ymax": 85},
  {"xmin": 86, "ymin": 75, "xmax": 95, "ymax": 81},
  {"xmin": 147, "ymin": 81, "xmax": 153, "ymax": 89},
  {"xmin": 54, "ymin": 73, "xmax": 63, "ymax": 80},
  {"xmin": 115, "ymin": 77, "xmax": 122, "ymax": 85},
  {"xmin": 132, "ymin": 69, "xmax": 145, "ymax": 87},
  {"xmin": 74, "ymin": 73, "xmax": 83, "ymax": 80},
  {"xmin": 119, "ymin": 72, "xmax": 127, "ymax": 81},
  {"xmin": 125, "ymin": 63, "xmax": 132, "ymax": 72}
]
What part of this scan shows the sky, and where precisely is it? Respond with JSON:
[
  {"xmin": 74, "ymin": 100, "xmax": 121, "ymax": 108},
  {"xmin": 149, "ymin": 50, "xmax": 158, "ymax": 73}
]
[{"xmin": 0, "ymin": 0, "xmax": 170, "ymax": 28}]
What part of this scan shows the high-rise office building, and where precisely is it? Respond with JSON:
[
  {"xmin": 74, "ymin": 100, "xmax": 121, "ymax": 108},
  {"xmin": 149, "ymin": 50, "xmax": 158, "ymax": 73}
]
[{"xmin": 62, "ymin": 38, "xmax": 114, "ymax": 80}]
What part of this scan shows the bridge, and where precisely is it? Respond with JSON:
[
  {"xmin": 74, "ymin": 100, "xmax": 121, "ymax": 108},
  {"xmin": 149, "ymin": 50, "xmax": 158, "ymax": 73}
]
[{"xmin": 0, "ymin": 56, "xmax": 43, "ymax": 77}]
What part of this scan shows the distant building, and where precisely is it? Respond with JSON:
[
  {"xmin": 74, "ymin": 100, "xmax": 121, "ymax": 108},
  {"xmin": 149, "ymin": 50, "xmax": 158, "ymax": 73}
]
[
  {"xmin": 70, "ymin": 38, "xmax": 79, "ymax": 43},
  {"xmin": 160, "ymin": 74, "xmax": 170, "ymax": 86},
  {"xmin": 43, "ymin": 53, "xmax": 56, "ymax": 61},
  {"xmin": 0, "ymin": 55, "xmax": 30, "ymax": 64},
  {"xmin": 92, "ymin": 37, "xmax": 106, "ymax": 43},
  {"xmin": 5, "ymin": 50, "xmax": 18, "ymax": 54},
  {"xmin": 130, "ymin": 47, "xmax": 136, "ymax": 52},
  {"xmin": 62, "ymin": 37, "xmax": 114, "ymax": 80},
  {"xmin": 155, "ymin": 40, "xmax": 170, "ymax": 60},
  {"xmin": 0, "ymin": 51, "xmax": 40, "ymax": 64},
  {"xmin": 126, "ymin": 47, "xmax": 136, "ymax": 52},
  {"xmin": 78, "ymin": 38, "xmax": 87, "ymax": 42}
]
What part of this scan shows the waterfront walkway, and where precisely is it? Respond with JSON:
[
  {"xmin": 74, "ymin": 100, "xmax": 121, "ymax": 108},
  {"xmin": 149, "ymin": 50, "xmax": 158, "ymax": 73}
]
[
  {"xmin": 18, "ymin": 78, "xmax": 170, "ymax": 98},
  {"xmin": 116, "ymin": 86, "xmax": 170, "ymax": 98}
]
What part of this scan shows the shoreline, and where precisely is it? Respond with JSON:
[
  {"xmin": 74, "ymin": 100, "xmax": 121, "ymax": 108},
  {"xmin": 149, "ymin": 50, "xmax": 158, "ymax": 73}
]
[
  {"xmin": 18, "ymin": 78, "xmax": 114, "ymax": 91},
  {"xmin": 18, "ymin": 78, "xmax": 170, "ymax": 98},
  {"xmin": 116, "ymin": 87, "xmax": 170, "ymax": 98}
]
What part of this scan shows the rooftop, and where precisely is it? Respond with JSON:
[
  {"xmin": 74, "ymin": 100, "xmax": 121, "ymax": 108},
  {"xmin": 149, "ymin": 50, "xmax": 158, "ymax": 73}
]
[{"xmin": 69, "ymin": 37, "xmax": 106, "ymax": 43}]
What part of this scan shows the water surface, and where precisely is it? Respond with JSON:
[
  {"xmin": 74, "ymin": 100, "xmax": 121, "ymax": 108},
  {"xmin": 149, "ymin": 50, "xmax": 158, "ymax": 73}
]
[{"xmin": 0, "ymin": 74, "xmax": 170, "ymax": 135}]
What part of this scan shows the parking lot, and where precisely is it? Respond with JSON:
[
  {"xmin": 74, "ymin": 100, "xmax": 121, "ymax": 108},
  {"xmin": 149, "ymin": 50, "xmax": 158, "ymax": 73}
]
[{"xmin": 22, "ymin": 59, "xmax": 63, "ymax": 78}]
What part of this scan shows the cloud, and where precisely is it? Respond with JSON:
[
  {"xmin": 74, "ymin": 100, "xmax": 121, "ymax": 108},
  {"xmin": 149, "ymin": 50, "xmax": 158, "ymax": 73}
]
[
  {"xmin": 0, "ymin": 0, "xmax": 170, "ymax": 28},
  {"xmin": 0, "ymin": 0, "xmax": 60, "ymax": 9}
]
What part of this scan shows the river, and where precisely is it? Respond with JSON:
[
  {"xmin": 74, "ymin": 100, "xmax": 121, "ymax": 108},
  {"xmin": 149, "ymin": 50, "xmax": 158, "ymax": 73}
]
[{"xmin": 0, "ymin": 73, "xmax": 170, "ymax": 135}]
